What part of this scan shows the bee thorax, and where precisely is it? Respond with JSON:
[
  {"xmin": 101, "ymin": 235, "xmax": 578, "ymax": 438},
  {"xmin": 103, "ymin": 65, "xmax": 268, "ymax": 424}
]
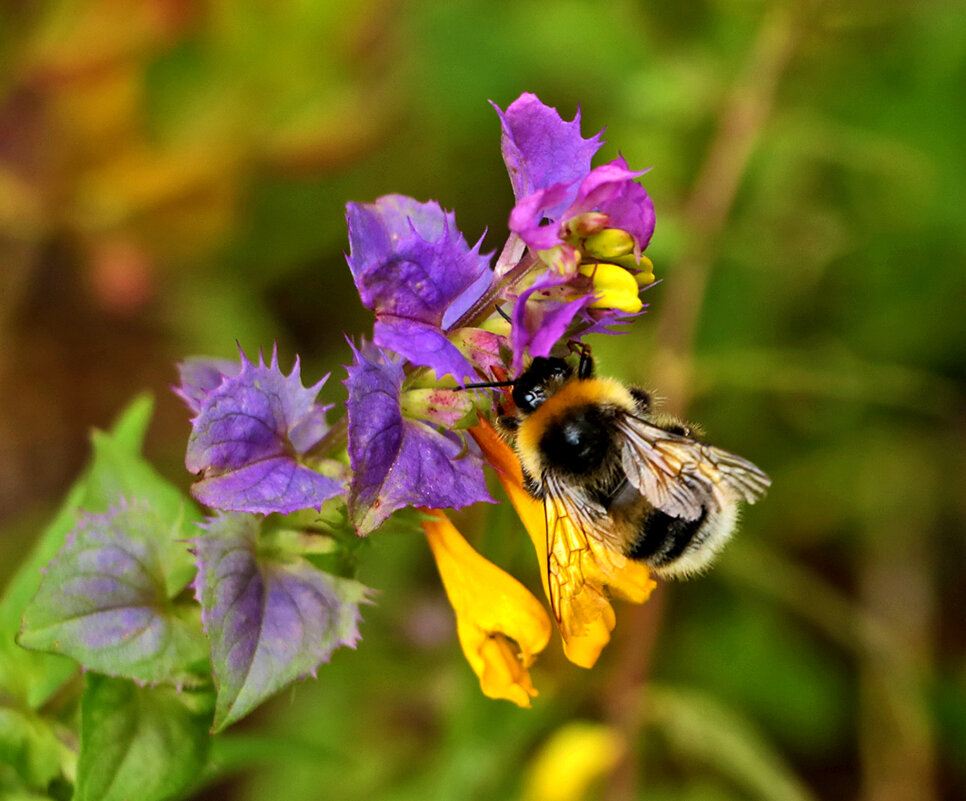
[{"xmin": 538, "ymin": 406, "xmax": 616, "ymax": 475}]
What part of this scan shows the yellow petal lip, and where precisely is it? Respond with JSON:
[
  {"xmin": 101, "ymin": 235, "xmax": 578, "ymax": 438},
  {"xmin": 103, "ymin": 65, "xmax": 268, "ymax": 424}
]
[
  {"xmin": 578, "ymin": 262, "xmax": 643, "ymax": 313},
  {"xmin": 633, "ymin": 254, "xmax": 656, "ymax": 286},
  {"xmin": 469, "ymin": 420, "xmax": 656, "ymax": 669},
  {"xmin": 422, "ymin": 508, "xmax": 552, "ymax": 707}
]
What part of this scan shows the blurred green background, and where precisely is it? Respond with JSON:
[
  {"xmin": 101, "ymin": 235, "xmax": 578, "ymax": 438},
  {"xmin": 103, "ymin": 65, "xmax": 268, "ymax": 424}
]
[{"xmin": 1, "ymin": 1, "xmax": 964, "ymax": 800}]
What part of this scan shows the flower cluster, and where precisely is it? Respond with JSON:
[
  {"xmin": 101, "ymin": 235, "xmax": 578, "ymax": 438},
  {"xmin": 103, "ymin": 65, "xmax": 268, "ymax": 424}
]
[{"xmin": 176, "ymin": 93, "xmax": 658, "ymax": 709}]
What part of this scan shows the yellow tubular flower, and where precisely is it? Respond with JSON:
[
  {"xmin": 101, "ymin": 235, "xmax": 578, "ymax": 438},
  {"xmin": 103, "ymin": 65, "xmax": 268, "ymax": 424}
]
[
  {"xmin": 578, "ymin": 262, "xmax": 643, "ymax": 313},
  {"xmin": 470, "ymin": 419, "xmax": 655, "ymax": 668},
  {"xmin": 421, "ymin": 508, "xmax": 552, "ymax": 707}
]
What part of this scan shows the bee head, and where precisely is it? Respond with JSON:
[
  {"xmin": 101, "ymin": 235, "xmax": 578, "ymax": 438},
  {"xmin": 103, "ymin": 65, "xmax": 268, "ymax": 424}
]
[{"xmin": 512, "ymin": 357, "xmax": 572, "ymax": 413}]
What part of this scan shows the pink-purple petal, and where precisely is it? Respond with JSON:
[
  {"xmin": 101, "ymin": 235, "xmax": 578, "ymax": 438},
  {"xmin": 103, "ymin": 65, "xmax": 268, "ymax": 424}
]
[
  {"xmin": 493, "ymin": 93, "xmax": 604, "ymax": 217},
  {"xmin": 570, "ymin": 158, "xmax": 655, "ymax": 254},
  {"xmin": 510, "ymin": 279, "xmax": 595, "ymax": 372}
]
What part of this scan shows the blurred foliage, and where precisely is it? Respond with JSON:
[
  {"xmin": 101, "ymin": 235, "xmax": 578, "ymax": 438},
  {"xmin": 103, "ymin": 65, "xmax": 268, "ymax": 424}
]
[{"xmin": 1, "ymin": 0, "xmax": 964, "ymax": 800}]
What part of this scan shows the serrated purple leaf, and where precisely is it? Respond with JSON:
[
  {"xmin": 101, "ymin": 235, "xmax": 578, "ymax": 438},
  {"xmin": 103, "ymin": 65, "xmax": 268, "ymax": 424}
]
[
  {"xmin": 344, "ymin": 342, "xmax": 493, "ymax": 534},
  {"xmin": 345, "ymin": 196, "xmax": 493, "ymax": 379},
  {"xmin": 190, "ymin": 458, "xmax": 342, "ymax": 516},
  {"xmin": 174, "ymin": 357, "xmax": 242, "ymax": 414},
  {"xmin": 193, "ymin": 514, "xmax": 368, "ymax": 731},
  {"xmin": 18, "ymin": 502, "xmax": 206, "ymax": 686},
  {"xmin": 185, "ymin": 349, "xmax": 344, "ymax": 514}
]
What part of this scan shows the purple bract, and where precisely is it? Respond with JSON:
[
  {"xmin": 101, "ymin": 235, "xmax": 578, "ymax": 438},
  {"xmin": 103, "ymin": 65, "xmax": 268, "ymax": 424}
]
[
  {"xmin": 344, "ymin": 341, "xmax": 493, "ymax": 535},
  {"xmin": 346, "ymin": 195, "xmax": 494, "ymax": 381},
  {"xmin": 185, "ymin": 349, "xmax": 345, "ymax": 515}
]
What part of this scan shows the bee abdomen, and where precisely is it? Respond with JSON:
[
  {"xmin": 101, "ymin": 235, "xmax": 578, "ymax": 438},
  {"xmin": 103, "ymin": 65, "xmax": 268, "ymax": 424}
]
[{"xmin": 627, "ymin": 507, "xmax": 708, "ymax": 567}]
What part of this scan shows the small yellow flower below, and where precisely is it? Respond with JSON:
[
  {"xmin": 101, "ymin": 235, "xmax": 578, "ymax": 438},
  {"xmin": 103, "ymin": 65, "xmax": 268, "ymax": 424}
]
[
  {"xmin": 422, "ymin": 508, "xmax": 552, "ymax": 707},
  {"xmin": 521, "ymin": 721, "xmax": 625, "ymax": 801}
]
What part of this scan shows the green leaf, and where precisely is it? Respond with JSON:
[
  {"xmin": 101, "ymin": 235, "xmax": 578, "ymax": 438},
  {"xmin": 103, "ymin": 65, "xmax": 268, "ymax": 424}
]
[
  {"xmin": 0, "ymin": 396, "xmax": 157, "ymax": 710},
  {"xmin": 645, "ymin": 685, "xmax": 818, "ymax": 801},
  {"xmin": 74, "ymin": 675, "xmax": 212, "ymax": 801},
  {"xmin": 19, "ymin": 503, "xmax": 207, "ymax": 687},
  {"xmin": 0, "ymin": 706, "xmax": 76, "ymax": 790}
]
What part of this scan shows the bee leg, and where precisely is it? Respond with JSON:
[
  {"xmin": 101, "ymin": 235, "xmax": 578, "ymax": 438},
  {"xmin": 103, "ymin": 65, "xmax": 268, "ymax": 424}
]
[
  {"xmin": 520, "ymin": 465, "xmax": 544, "ymax": 499},
  {"xmin": 567, "ymin": 341, "xmax": 595, "ymax": 379},
  {"xmin": 497, "ymin": 415, "xmax": 520, "ymax": 433}
]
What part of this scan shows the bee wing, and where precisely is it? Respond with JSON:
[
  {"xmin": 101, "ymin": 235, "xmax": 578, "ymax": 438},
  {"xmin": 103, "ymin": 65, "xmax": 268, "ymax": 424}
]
[
  {"xmin": 541, "ymin": 472, "xmax": 626, "ymax": 624},
  {"xmin": 615, "ymin": 415, "xmax": 771, "ymax": 521}
]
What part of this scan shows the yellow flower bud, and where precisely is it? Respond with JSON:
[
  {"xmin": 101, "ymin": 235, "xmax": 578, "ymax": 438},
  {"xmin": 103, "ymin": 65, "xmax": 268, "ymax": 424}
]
[
  {"xmin": 582, "ymin": 228, "xmax": 634, "ymax": 260},
  {"xmin": 633, "ymin": 254, "xmax": 656, "ymax": 286},
  {"xmin": 578, "ymin": 262, "xmax": 643, "ymax": 313}
]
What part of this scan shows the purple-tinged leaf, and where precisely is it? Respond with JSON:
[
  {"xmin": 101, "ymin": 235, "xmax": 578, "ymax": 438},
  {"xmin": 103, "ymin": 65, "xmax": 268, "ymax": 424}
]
[
  {"xmin": 492, "ymin": 92, "xmax": 604, "ymax": 218},
  {"xmin": 344, "ymin": 342, "xmax": 493, "ymax": 535},
  {"xmin": 345, "ymin": 195, "xmax": 493, "ymax": 379},
  {"xmin": 174, "ymin": 357, "xmax": 241, "ymax": 414},
  {"xmin": 185, "ymin": 349, "xmax": 345, "ymax": 514},
  {"xmin": 18, "ymin": 502, "xmax": 206, "ymax": 686},
  {"xmin": 193, "ymin": 514, "xmax": 368, "ymax": 732}
]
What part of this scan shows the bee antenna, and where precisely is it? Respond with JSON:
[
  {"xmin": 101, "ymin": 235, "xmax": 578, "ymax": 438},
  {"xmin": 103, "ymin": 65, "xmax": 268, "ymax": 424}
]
[
  {"xmin": 459, "ymin": 379, "xmax": 516, "ymax": 391},
  {"xmin": 494, "ymin": 304, "xmax": 512, "ymax": 324}
]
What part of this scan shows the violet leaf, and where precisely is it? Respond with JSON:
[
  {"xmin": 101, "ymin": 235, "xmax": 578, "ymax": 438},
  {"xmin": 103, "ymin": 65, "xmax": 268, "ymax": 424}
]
[
  {"xmin": 174, "ymin": 356, "xmax": 241, "ymax": 414},
  {"xmin": 193, "ymin": 513, "xmax": 369, "ymax": 732},
  {"xmin": 345, "ymin": 195, "xmax": 492, "ymax": 379},
  {"xmin": 493, "ymin": 92, "xmax": 603, "ymax": 217},
  {"xmin": 18, "ymin": 502, "xmax": 207, "ymax": 687}
]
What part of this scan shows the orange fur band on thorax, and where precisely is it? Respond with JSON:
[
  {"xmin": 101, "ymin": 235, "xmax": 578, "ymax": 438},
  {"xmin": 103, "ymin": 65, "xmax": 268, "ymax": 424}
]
[{"xmin": 515, "ymin": 378, "xmax": 635, "ymax": 476}]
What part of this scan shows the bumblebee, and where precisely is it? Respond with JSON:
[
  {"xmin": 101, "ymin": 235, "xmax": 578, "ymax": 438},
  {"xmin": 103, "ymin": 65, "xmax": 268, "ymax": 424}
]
[{"xmin": 489, "ymin": 349, "xmax": 770, "ymax": 581}]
